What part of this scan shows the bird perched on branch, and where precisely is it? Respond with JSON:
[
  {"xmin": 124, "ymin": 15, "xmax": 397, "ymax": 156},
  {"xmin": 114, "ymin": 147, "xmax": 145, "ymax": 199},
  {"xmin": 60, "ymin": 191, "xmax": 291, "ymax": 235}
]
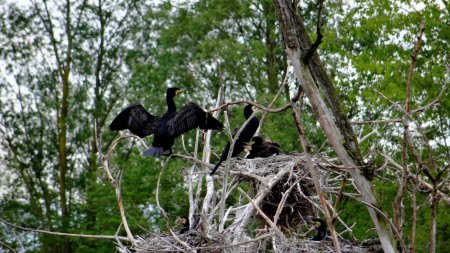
[
  {"xmin": 210, "ymin": 104, "xmax": 259, "ymax": 175},
  {"xmin": 109, "ymin": 87, "xmax": 224, "ymax": 157},
  {"xmin": 307, "ymin": 217, "xmax": 327, "ymax": 241},
  {"xmin": 245, "ymin": 136, "xmax": 282, "ymax": 159}
]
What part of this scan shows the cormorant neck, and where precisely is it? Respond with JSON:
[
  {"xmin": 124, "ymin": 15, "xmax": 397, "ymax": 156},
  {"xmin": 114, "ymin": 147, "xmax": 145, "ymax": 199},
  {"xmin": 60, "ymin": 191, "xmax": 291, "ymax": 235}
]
[{"xmin": 166, "ymin": 95, "xmax": 176, "ymax": 112}]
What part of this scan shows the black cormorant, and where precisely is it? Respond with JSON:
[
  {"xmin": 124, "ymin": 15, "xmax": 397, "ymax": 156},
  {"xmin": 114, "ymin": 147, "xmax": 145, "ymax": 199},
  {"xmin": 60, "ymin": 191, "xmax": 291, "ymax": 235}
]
[
  {"xmin": 310, "ymin": 218, "xmax": 327, "ymax": 241},
  {"xmin": 109, "ymin": 87, "xmax": 224, "ymax": 157},
  {"xmin": 177, "ymin": 216, "xmax": 189, "ymax": 234},
  {"xmin": 209, "ymin": 104, "xmax": 259, "ymax": 175},
  {"xmin": 177, "ymin": 215, "xmax": 199, "ymax": 234},
  {"xmin": 245, "ymin": 136, "xmax": 281, "ymax": 159}
]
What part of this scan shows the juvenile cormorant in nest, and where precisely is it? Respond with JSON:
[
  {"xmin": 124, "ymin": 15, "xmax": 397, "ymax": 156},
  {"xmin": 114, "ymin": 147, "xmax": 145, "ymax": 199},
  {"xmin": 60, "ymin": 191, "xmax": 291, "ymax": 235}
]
[
  {"xmin": 177, "ymin": 215, "xmax": 199, "ymax": 234},
  {"xmin": 209, "ymin": 104, "xmax": 259, "ymax": 175},
  {"xmin": 177, "ymin": 216, "xmax": 190, "ymax": 234},
  {"xmin": 245, "ymin": 136, "xmax": 281, "ymax": 159},
  {"xmin": 308, "ymin": 218, "xmax": 327, "ymax": 241},
  {"xmin": 109, "ymin": 87, "xmax": 224, "ymax": 157}
]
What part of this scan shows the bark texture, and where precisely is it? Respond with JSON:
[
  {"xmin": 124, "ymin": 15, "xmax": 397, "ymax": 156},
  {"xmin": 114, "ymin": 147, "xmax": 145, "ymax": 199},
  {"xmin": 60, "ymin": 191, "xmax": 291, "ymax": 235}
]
[{"xmin": 273, "ymin": 1, "xmax": 398, "ymax": 252}]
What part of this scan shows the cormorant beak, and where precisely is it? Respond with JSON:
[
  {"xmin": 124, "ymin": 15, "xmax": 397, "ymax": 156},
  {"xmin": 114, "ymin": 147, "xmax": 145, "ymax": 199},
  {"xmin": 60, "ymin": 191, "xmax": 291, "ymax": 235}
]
[
  {"xmin": 177, "ymin": 217, "xmax": 187, "ymax": 225},
  {"xmin": 244, "ymin": 141, "xmax": 255, "ymax": 152},
  {"xmin": 251, "ymin": 105, "xmax": 261, "ymax": 112},
  {"xmin": 312, "ymin": 220, "xmax": 321, "ymax": 228},
  {"xmin": 304, "ymin": 216, "xmax": 321, "ymax": 228},
  {"xmin": 175, "ymin": 89, "xmax": 184, "ymax": 95}
]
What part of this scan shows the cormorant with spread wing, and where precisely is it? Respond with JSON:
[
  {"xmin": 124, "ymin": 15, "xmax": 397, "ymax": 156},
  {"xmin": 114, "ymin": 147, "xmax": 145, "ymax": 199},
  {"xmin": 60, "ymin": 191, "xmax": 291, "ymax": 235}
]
[
  {"xmin": 245, "ymin": 136, "xmax": 282, "ymax": 159},
  {"xmin": 109, "ymin": 87, "xmax": 224, "ymax": 157},
  {"xmin": 209, "ymin": 104, "xmax": 259, "ymax": 175}
]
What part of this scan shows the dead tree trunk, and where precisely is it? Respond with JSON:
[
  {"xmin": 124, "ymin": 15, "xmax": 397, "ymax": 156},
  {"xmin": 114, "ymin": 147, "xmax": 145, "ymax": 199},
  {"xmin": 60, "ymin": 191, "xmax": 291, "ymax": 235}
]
[{"xmin": 273, "ymin": 1, "xmax": 398, "ymax": 252}]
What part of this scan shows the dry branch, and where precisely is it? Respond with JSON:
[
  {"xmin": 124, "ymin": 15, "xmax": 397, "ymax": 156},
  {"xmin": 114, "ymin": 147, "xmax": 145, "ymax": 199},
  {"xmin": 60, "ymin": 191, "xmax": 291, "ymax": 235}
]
[
  {"xmin": 209, "ymin": 100, "xmax": 291, "ymax": 113},
  {"xmin": 292, "ymin": 99, "xmax": 341, "ymax": 252},
  {"xmin": 0, "ymin": 218, "xmax": 131, "ymax": 242}
]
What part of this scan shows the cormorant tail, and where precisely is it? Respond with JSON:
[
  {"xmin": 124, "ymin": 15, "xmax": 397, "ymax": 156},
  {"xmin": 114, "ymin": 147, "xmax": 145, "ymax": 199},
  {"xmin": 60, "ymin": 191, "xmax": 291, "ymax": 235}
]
[{"xmin": 143, "ymin": 146, "xmax": 164, "ymax": 157}]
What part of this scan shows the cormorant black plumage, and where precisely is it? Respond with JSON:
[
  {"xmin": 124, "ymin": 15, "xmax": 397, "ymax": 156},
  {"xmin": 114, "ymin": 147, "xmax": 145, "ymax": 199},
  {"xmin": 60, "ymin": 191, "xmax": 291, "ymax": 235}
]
[
  {"xmin": 209, "ymin": 104, "xmax": 259, "ymax": 175},
  {"xmin": 177, "ymin": 216, "xmax": 189, "ymax": 234},
  {"xmin": 245, "ymin": 136, "xmax": 281, "ymax": 159},
  {"xmin": 177, "ymin": 215, "xmax": 199, "ymax": 234},
  {"xmin": 109, "ymin": 87, "xmax": 224, "ymax": 157},
  {"xmin": 311, "ymin": 218, "xmax": 327, "ymax": 241}
]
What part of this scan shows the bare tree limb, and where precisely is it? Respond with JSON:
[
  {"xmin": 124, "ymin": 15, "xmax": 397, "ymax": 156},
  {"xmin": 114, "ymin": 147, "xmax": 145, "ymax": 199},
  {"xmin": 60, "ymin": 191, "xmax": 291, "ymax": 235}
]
[
  {"xmin": 0, "ymin": 218, "xmax": 131, "ymax": 242},
  {"xmin": 302, "ymin": 0, "xmax": 325, "ymax": 65},
  {"xmin": 255, "ymin": 64, "xmax": 291, "ymax": 136},
  {"xmin": 201, "ymin": 84, "xmax": 224, "ymax": 237},
  {"xmin": 291, "ymin": 99, "xmax": 341, "ymax": 252},
  {"xmin": 209, "ymin": 100, "xmax": 291, "ymax": 113},
  {"xmin": 155, "ymin": 155, "xmax": 193, "ymax": 252},
  {"xmin": 351, "ymin": 118, "xmax": 402, "ymax": 125},
  {"xmin": 381, "ymin": 153, "xmax": 450, "ymax": 205},
  {"xmin": 410, "ymin": 180, "xmax": 418, "ymax": 252},
  {"xmin": 411, "ymin": 63, "xmax": 449, "ymax": 114},
  {"xmin": 218, "ymin": 110, "xmax": 260, "ymax": 228},
  {"xmin": 394, "ymin": 19, "xmax": 425, "ymax": 241},
  {"xmin": 97, "ymin": 126, "xmax": 141, "ymax": 244}
]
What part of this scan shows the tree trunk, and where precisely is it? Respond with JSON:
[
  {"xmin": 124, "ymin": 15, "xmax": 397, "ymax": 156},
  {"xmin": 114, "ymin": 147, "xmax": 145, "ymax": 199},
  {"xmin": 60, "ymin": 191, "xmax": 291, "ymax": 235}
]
[
  {"xmin": 262, "ymin": 0, "xmax": 279, "ymax": 93},
  {"xmin": 56, "ymin": 1, "xmax": 73, "ymax": 252},
  {"xmin": 273, "ymin": 1, "xmax": 398, "ymax": 252}
]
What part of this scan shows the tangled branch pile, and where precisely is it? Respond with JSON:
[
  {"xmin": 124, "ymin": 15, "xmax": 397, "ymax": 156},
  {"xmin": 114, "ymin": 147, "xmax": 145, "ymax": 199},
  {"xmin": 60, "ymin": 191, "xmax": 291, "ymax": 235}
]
[{"xmin": 117, "ymin": 154, "xmax": 382, "ymax": 252}]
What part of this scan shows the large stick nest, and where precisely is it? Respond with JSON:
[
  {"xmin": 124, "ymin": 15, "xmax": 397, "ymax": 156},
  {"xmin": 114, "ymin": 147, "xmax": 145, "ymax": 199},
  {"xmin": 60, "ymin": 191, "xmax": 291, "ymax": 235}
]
[
  {"xmin": 118, "ymin": 154, "xmax": 382, "ymax": 253},
  {"xmin": 231, "ymin": 154, "xmax": 320, "ymax": 232}
]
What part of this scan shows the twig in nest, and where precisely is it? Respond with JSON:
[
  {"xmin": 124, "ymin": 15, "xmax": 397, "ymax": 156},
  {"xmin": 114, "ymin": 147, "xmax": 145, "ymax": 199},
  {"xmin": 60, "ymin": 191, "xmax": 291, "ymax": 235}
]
[
  {"xmin": 190, "ymin": 233, "xmax": 273, "ymax": 251},
  {"xmin": 273, "ymin": 174, "xmax": 304, "ymax": 225},
  {"xmin": 238, "ymin": 187, "xmax": 286, "ymax": 240}
]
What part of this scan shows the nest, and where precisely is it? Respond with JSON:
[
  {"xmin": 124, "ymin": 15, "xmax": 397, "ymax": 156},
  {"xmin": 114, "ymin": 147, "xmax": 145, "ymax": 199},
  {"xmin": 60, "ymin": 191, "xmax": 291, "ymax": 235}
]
[
  {"xmin": 127, "ymin": 230, "xmax": 224, "ymax": 253},
  {"xmin": 275, "ymin": 237, "xmax": 383, "ymax": 253},
  {"xmin": 116, "ymin": 153, "xmax": 381, "ymax": 253},
  {"xmin": 231, "ymin": 154, "xmax": 324, "ymax": 232}
]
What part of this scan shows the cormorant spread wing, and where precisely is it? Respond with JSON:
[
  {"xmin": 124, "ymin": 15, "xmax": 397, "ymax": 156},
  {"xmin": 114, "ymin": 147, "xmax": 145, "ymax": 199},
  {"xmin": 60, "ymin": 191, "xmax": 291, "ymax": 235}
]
[
  {"xmin": 109, "ymin": 104, "xmax": 159, "ymax": 138},
  {"xmin": 167, "ymin": 102, "xmax": 224, "ymax": 138}
]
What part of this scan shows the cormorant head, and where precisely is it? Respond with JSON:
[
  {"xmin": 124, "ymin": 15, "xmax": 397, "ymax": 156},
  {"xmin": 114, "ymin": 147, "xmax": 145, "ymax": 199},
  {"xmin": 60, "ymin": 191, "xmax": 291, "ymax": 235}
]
[
  {"xmin": 177, "ymin": 216, "xmax": 189, "ymax": 228},
  {"xmin": 311, "ymin": 218, "xmax": 326, "ymax": 229},
  {"xmin": 244, "ymin": 136, "xmax": 264, "ymax": 152},
  {"xmin": 244, "ymin": 104, "xmax": 259, "ymax": 119},
  {"xmin": 306, "ymin": 217, "xmax": 327, "ymax": 241},
  {"xmin": 251, "ymin": 136, "xmax": 264, "ymax": 145},
  {"xmin": 166, "ymin": 87, "xmax": 184, "ymax": 98}
]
